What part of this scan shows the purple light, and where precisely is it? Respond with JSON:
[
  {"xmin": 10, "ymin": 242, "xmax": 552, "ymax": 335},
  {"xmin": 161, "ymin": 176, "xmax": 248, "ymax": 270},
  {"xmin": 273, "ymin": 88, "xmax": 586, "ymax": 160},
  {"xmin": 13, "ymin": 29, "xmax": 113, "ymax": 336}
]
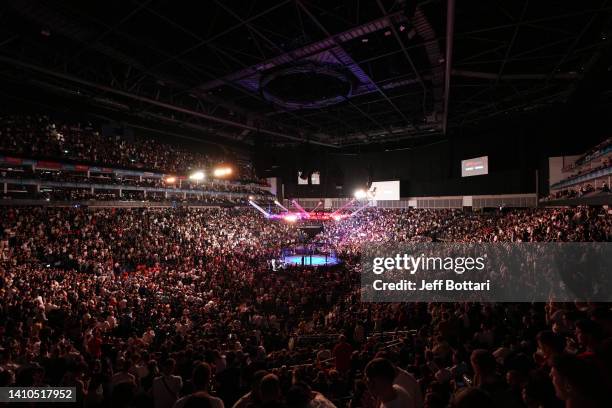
[{"xmin": 283, "ymin": 214, "xmax": 298, "ymax": 223}]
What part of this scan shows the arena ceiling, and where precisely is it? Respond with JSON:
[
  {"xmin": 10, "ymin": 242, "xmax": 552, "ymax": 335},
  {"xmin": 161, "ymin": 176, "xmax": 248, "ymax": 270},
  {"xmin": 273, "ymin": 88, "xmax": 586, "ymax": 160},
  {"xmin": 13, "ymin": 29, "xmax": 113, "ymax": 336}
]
[{"xmin": 0, "ymin": 0, "xmax": 611, "ymax": 148}]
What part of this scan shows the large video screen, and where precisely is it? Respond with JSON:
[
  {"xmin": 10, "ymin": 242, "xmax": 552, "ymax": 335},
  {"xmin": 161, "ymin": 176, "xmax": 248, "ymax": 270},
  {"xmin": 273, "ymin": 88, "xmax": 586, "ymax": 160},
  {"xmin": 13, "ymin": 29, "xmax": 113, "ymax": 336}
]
[
  {"xmin": 297, "ymin": 171, "xmax": 320, "ymax": 185},
  {"xmin": 461, "ymin": 156, "xmax": 488, "ymax": 177},
  {"xmin": 311, "ymin": 171, "xmax": 320, "ymax": 185},
  {"xmin": 369, "ymin": 180, "xmax": 400, "ymax": 200},
  {"xmin": 297, "ymin": 171, "xmax": 309, "ymax": 184}
]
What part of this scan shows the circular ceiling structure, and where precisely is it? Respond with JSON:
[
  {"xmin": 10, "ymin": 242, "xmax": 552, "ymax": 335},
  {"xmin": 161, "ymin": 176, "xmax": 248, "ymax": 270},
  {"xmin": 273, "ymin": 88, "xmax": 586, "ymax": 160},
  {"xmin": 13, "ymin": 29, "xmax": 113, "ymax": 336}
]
[{"xmin": 260, "ymin": 63, "xmax": 353, "ymax": 110}]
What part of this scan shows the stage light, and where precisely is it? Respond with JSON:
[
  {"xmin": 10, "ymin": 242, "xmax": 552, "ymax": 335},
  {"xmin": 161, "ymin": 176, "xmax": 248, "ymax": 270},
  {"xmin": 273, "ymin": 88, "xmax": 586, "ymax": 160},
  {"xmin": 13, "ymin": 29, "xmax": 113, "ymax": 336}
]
[
  {"xmin": 165, "ymin": 176, "xmax": 176, "ymax": 184},
  {"xmin": 213, "ymin": 167, "xmax": 233, "ymax": 177},
  {"xmin": 283, "ymin": 214, "xmax": 298, "ymax": 223},
  {"xmin": 354, "ymin": 189, "xmax": 367, "ymax": 199},
  {"xmin": 189, "ymin": 171, "xmax": 205, "ymax": 181},
  {"xmin": 332, "ymin": 214, "xmax": 342, "ymax": 221},
  {"xmin": 248, "ymin": 195, "xmax": 254, "ymax": 201}
]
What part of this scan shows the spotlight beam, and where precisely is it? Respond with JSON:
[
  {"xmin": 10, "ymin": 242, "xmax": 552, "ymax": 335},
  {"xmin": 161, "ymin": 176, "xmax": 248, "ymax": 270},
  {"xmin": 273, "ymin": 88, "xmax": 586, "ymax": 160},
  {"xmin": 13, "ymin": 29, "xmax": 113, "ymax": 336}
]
[
  {"xmin": 248, "ymin": 200, "xmax": 271, "ymax": 218},
  {"xmin": 291, "ymin": 200, "xmax": 310, "ymax": 218},
  {"xmin": 309, "ymin": 201, "xmax": 323, "ymax": 214},
  {"xmin": 274, "ymin": 200, "xmax": 290, "ymax": 212},
  {"xmin": 348, "ymin": 201, "xmax": 372, "ymax": 217},
  {"xmin": 330, "ymin": 198, "xmax": 356, "ymax": 217}
]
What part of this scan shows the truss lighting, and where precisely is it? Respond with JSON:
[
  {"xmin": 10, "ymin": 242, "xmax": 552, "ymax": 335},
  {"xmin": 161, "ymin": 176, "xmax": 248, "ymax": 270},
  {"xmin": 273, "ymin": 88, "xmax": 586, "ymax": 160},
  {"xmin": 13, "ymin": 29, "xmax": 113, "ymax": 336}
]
[
  {"xmin": 283, "ymin": 214, "xmax": 298, "ymax": 223},
  {"xmin": 188, "ymin": 171, "xmax": 205, "ymax": 181},
  {"xmin": 354, "ymin": 189, "xmax": 367, "ymax": 199},
  {"xmin": 213, "ymin": 167, "xmax": 233, "ymax": 177}
]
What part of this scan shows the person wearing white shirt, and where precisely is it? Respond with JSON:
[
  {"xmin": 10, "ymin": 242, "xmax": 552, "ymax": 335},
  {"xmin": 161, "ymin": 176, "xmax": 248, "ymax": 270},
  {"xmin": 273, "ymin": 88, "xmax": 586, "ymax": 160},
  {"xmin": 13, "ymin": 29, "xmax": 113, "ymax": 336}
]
[
  {"xmin": 111, "ymin": 358, "xmax": 136, "ymax": 387},
  {"xmin": 394, "ymin": 367, "xmax": 423, "ymax": 408},
  {"xmin": 365, "ymin": 358, "xmax": 416, "ymax": 408},
  {"xmin": 374, "ymin": 351, "xmax": 423, "ymax": 408},
  {"xmin": 153, "ymin": 358, "xmax": 183, "ymax": 408}
]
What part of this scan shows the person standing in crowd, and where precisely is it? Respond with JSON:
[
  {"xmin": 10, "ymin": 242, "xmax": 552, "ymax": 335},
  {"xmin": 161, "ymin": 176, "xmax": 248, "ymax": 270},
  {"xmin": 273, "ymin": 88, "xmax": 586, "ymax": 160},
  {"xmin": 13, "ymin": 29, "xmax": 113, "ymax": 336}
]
[
  {"xmin": 1, "ymin": 205, "xmax": 611, "ymax": 408},
  {"xmin": 173, "ymin": 363, "xmax": 224, "ymax": 408},
  {"xmin": 154, "ymin": 358, "xmax": 183, "ymax": 408},
  {"xmin": 333, "ymin": 335, "xmax": 353, "ymax": 375},
  {"xmin": 550, "ymin": 354, "xmax": 607, "ymax": 408},
  {"xmin": 365, "ymin": 358, "xmax": 415, "ymax": 408}
]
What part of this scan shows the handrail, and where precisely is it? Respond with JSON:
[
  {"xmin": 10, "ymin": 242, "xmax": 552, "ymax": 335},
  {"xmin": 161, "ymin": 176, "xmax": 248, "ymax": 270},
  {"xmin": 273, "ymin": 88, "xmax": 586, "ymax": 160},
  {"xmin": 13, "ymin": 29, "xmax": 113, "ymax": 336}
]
[
  {"xmin": 571, "ymin": 140, "xmax": 612, "ymax": 168},
  {"xmin": 0, "ymin": 177, "xmax": 270, "ymax": 199},
  {"xmin": 274, "ymin": 330, "xmax": 416, "ymax": 371},
  {"xmin": 0, "ymin": 153, "xmax": 270, "ymax": 191},
  {"xmin": 551, "ymin": 166, "xmax": 612, "ymax": 190}
]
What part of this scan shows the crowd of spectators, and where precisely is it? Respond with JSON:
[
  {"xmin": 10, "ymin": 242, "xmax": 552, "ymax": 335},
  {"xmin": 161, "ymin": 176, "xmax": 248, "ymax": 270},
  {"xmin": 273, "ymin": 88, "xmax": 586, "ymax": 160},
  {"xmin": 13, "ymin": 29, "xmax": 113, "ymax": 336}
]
[
  {"xmin": 1, "ymin": 168, "xmax": 267, "ymax": 195},
  {"xmin": 1, "ymin": 190, "xmax": 264, "ymax": 206},
  {"xmin": 572, "ymin": 138, "xmax": 612, "ymax": 168},
  {"xmin": 0, "ymin": 206, "xmax": 611, "ymax": 408},
  {"xmin": 317, "ymin": 209, "xmax": 461, "ymax": 254},
  {"xmin": 554, "ymin": 157, "xmax": 611, "ymax": 187},
  {"xmin": 0, "ymin": 168, "xmax": 273, "ymax": 205},
  {"xmin": 434, "ymin": 207, "xmax": 611, "ymax": 242},
  {"xmin": 544, "ymin": 182, "xmax": 610, "ymax": 201},
  {"xmin": 0, "ymin": 114, "xmax": 259, "ymax": 181},
  {"xmin": 546, "ymin": 138, "xmax": 611, "ymax": 201}
]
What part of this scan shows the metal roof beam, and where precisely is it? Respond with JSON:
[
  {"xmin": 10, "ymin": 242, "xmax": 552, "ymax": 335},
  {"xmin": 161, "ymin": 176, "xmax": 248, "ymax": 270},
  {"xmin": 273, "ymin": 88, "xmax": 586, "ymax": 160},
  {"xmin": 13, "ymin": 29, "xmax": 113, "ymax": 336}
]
[{"xmin": 0, "ymin": 56, "xmax": 338, "ymax": 148}]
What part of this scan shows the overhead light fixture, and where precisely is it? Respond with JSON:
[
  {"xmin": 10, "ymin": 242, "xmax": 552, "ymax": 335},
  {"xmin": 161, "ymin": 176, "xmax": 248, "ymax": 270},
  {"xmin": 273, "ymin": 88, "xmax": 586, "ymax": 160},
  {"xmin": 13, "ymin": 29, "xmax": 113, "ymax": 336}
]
[
  {"xmin": 189, "ymin": 171, "xmax": 205, "ymax": 181},
  {"xmin": 283, "ymin": 214, "xmax": 298, "ymax": 223},
  {"xmin": 354, "ymin": 189, "xmax": 367, "ymax": 199},
  {"xmin": 213, "ymin": 167, "xmax": 233, "ymax": 177}
]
